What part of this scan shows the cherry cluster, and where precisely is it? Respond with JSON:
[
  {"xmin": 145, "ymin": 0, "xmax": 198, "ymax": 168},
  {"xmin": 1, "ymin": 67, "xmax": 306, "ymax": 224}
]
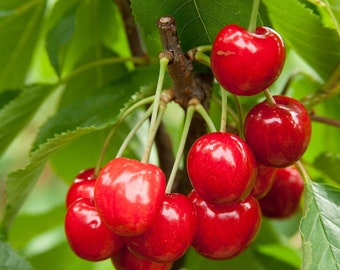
[{"xmin": 64, "ymin": 23, "xmax": 310, "ymax": 269}]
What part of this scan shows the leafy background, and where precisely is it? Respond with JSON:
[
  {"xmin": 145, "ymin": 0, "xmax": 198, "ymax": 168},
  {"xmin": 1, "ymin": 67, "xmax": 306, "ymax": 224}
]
[{"xmin": 0, "ymin": 0, "xmax": 340, "ymax": 269}]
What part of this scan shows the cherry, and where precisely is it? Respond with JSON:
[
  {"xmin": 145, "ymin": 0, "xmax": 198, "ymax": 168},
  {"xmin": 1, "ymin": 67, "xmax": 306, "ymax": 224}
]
[
  {"xmin": 126, "ymin": 193, "xmax": 197, "ymax": 263},
  {"xmin": 94, "ymin": 157, "xmax": 166, "ymax": 236},
  {"xmin": 259, "ymin": 166, "xmax": 304, "ymax": 219},
  {"xmin": 187, "ymin": 132, "xmax": 257, "ymax": 204},
  {"xmin": 112, "ymin": 247, "xmax": 173, "ymax": 270},
  {"xmin": 244, "ymin": 95, "xmax": 311, "ymax": 167},
  {"xmin": 65, "ymin": 198, "xmax": 124, "ymax": 261},
  {"xmin": 189, "ymin": 190, "xmax": 261, "ymax": 260},
  {"xmin": 251, "ymin": 165, "xmax": 277, "ymax": 199},
  {"xmin": 65, "ymin": 168, "xmax": 96, "ymax": 208},
  {"xmin": 210, "ymin": 24, "xmax": 285, "ymax": 96}
]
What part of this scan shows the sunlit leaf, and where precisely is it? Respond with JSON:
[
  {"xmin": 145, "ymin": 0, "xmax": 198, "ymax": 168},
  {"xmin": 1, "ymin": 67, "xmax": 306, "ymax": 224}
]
[
  {"xmin": 321, "ymin": 0, "xmax": 340, "ymax": 37},
  {"xmin": 0, "ymin": 0, "xmax": 46, "ymax": 91},
  {"xmin": 0, "ymin": 84, "xmax": 54, "ymax": 157},
  {"xmin": 300, "ymin": 182, "xmax": 340, "ymax": 270},
  {"xmin": 132, "ymin": 0, "xmax": 255, "ymax": 51},
  {"xmin": 262, "ymin": 0, "xmax": 340, "ymax": 81}
]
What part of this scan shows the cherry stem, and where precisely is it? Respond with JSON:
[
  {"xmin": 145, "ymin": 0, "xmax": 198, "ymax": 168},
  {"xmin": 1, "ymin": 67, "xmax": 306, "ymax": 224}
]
[
  {"xmin": 195, "ymin": 102, "xmax": 217, "ymax": 132},
  {"xmin": 220, "ymin": 87, "xmax": 228, "ymax": 132},
  {"xmin": 295, "ymin": 160, "xmax": 312, "ymax": 184},
  {"xmin": 141, "ymin": 57, "xmax": 169, "ymax": 163},
  {"xmin": 95, "ymin": 95, "xmax": 155, "ymax": 176},
  {"xmin": 116, "ymin": 105, "xmax": 154, "ymax": 158},
  {"xmin": 212, "ymin": 95, "xmax": 240, "ymax": 129},
  {"xmin": 166, "ymin": 104, "xmax": 195, "ymax": 193},
  {"xmin": 233, "ymin": 94, "xmax": 245, "ymax": 138},
  {"xmin": 248, "ymin": 0, "xmax": 260, "ymax": 33},
  {"xmin": 193, "ymin": 51, "xmax": 211, "ymax": 67},
  {"xmin": 264, "ymin": 88, "xmax": 277, "ymax": 104}
]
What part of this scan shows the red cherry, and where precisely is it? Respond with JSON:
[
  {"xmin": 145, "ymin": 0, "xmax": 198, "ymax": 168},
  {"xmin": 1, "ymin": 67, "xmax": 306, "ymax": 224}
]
[
  {"xmin": 112, "ymin": 247, "xmax": 173, "ymax": 270},
  {"xmin": 211, "ymin": 24, "xmax": 285, "ymax": 96},
  {"xmin": 251, "ymin": 165, "xmax": 277, "ymax": 199},
  {"xmin": 244, "ymin": 95, "xmax": 311, "ymax": 167},
  {"xmin": 65, "ymin": 199, "xmax": 124, "ymax": 261},
  {"xmin": 187, "ymin": 132, "xmax": 257, "ymax": 204},
  {"xmin": 94, "ymin": 157, "xmax": 166, "ymax": 236},
  {"xmin": 66, "ymin": 168, "xmax": 96, "ymax": 208},
  {"xmin": 126, "ymin": 193, "xmax": 197, "ymax": 263},
  {"xmin": 259, "ymin": 166, "xmax": 304, "ymax": 218},
  {"xmin": 189, "ymin": 190, "xmax": 261, "ymax": 260}
]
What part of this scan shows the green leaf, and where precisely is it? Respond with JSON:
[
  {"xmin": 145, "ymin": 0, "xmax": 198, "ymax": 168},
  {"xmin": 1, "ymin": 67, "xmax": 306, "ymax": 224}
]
[
  {"xmin": 300, "ymin": 182, "xmax": 340, "ymax": 270},
  {"xmin": 313, "ymin": 152, "xmax": 340, "ymax": 184},
  {"xmin": 62, "ymin": 0, "xmax": 129, "ymax": 73},
  {"xmin": 131, "ymin": 0, "xmax": 255, "ymax": 51},
  {"xmin": 262, "ymin": 0, "xmax": 340, "ymax": 81},
  {"xmin": 256, "ymin": 244, "xmax": 301, "ymax": 269},
  {"xmin": 0, "ymin": 241, "xmax": 34, "ymax": 270},
  {"xmin": 0, "ymin": 90, "xmax": 20, "ymax": 109},
  {"xmin": 321, "ymin": 0, "xmax": 340, "ymax": 37},
  {"xmin": 45, "ymin": 0, "xmax": 80, "ymax": 76},
  {"xmin": 58, "ymin": 46, "xmax": 129, "ymax": 109},
  {"xmin": 0, "ymin": 84, "xmax": 54, "ymax": 157},
  {"xmin": 0, "ymin": 0, "xmax": 46, "ymax": 91}
]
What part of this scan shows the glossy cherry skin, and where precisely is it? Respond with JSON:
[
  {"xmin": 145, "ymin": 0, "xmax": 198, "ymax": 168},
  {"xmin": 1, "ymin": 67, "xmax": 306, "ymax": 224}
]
[
  {"xmin": 211, "ymin": 24, "xmax": 285, "ymax": 96},
  {"xmin": 244, "ymin": 95, "xmax": 311, "ymax": 167},
  {"xmin": 187, "ymin": 132, "xmax": 257, "ymax": 204},
  {"xmin": 251, "ymin": 165, "xmax": 277, "ymax": 199},
  {"xmin": 65, "ymin": 198, "xmax": 124, "ymax": 261},
  {"xmin": 112, "ymin": 247, "xmax": 173, "ymax": 270},
  {"xmin": 66, "ymin": 168, "xmax": 96, "ymax": 208},
  {"xmin": 94, "ymin": 157, "xmax": 166, "ymax": 236},
  {"xmin": 126, "ymin": 193, "xmax": 197, "ymax": 263},
  {"xmin": 259, "ymin": 166, "xmax": 304, "ymax": 218},
  {"xmin": 189, "ymin": 190, "xmax": 261, "ymax": 260}
]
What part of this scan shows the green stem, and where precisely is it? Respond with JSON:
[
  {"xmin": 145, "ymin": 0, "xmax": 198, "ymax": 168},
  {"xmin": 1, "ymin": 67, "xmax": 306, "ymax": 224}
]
[
  {"xmin": 95, "ymin": 95, "xmax": 155, "ymax": 175},
  {"xmin": 295, "ymin": 160, "xmax": 312, "ymax": 184},
  {"xmin": 212, "ymin": 95, "xmax": 240, "ymax": 128},
  {"xmin": 166, "ymin": 105, "xmax": 195, "ymax": 193},
  {"xmin": 264, "ymin": 88, "xmax": 276, "ymax": 104},
  {"xmin": 233, "ymin": 95, "xmax": 244, "ymax": 138},
  {"xmin": 141, "ymin": 57, "xmax": 169, "ymax": 163},
  {"xmin": 196, "ymin": 45, "xmax": 212, "ymax": 53},
  {"xmin": 220, "ymin": 87, "xmax": 228, "ymax": 132},
  {"xmin": 61, "ymin": 57, "xmax": 147, "ymax": 84},
  {"xmin": 194, "ymin": 51, "xmax": 211, "ymax": 67},
  {"xmin": 195, "ymin": 103, "xmax": 217, "ymax": 132},
  {"xmin": 116, "ymin": 105, "xmax": 154, "ymax": 158},
  {"xmin": 248, "ymin": 0, "xmax": 260, "ymax": 33}
]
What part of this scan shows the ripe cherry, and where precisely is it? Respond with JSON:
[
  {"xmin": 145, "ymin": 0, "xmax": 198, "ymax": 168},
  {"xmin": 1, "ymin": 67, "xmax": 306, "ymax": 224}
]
[
  {"xmin": 244, "ymin": 95, "xmax": 311, "ymax": 167},
  {"xmin": 66, "ymin": 168, "xmax": 96, "ymax": 208},
  {"xmin": 112, "ymin": 247, "xmax": 173, "ymax": 270},
  {"xmin": 189, "ymin": 190, "xmax": 261, "ymax": 260},
  {"xmin": 187, "ymin": 132, "xmax": 257, "ymax": 204},
  {"xmin": 94, "ymin": 157, "xmax": 166, "ymax": 236},
  {"xmin": 259, "ymin": 166, "xmax": 304, "ymax": 219},
  {"xmin": 211, "ymin": 24, "xmax": 285, "ymax": 96},
  {"xmin": 65, "ymin": 198, "xmax": 124, "ymax": 261},
  {"xmin": 126, "ymin": 193, "xmax": 197, "ymax": 263},
  {"xmin": 251, "ymin": 165, "xmax": 277, "ymax": 199}
]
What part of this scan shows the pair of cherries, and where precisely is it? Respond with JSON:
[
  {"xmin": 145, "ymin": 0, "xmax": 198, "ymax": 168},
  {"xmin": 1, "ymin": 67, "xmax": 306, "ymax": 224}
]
[{"xmin": 64, "ymin": 159, "xmax": 195, "ymax": 269}]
